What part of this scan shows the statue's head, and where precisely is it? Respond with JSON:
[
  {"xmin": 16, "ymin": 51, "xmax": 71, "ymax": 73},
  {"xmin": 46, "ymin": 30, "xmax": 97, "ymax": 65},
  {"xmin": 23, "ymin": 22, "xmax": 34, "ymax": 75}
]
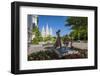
[
  {"xmin": 56, "ymin": 29, "xmax": 61, "ymax": 34},
  {"xmin": 58, "ymin": 30, "xmax": 60, "ymax": 33}
]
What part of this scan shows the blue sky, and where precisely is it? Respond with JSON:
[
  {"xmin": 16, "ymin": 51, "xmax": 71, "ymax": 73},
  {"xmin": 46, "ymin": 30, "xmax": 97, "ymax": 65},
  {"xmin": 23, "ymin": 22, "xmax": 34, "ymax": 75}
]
[{"xmin": 38, "ymin": 15, "xmax": 71, "ymax": 37}]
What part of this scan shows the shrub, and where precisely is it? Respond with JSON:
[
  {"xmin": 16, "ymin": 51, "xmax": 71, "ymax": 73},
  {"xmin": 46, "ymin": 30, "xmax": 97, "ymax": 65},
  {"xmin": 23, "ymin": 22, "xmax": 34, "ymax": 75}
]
[{"xmin": 28, "ymin": 50, "xmax": 59, "ymax": 61}]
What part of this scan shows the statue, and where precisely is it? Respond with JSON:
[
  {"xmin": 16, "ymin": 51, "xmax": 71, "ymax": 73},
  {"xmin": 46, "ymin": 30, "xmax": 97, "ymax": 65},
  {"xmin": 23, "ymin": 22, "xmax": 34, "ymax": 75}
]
[{"xmin": 54, "ymin": 30, "xmax": 62, "ymax": 48}]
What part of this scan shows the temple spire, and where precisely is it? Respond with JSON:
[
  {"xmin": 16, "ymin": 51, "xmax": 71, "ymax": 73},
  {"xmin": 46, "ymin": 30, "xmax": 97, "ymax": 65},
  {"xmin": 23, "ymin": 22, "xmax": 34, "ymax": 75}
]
[
  {"xmin": 41, "ymin": 23, "xmax": 53, "ymax": 37},
  {"xmin": 46, "ymin": 23, "xmax": 49, "ymax": 36},
  {"xmin": 50, "ymin": 27, "xmax": 53, "ymax": 36}
]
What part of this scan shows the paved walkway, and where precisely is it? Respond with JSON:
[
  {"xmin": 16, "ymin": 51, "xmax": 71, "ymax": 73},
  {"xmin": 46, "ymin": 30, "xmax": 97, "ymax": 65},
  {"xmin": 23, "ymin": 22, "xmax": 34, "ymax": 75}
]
[
  {"xmin": 72, "ymin": 42, "xmax": 87, "ymax": 50},
  {"xmin": 28, "ymin": 42, "xmax": 87, "ymax": 55},
  {"xmin": 28, "ymin": 44, "xmax": 54, "ymax": 55}
]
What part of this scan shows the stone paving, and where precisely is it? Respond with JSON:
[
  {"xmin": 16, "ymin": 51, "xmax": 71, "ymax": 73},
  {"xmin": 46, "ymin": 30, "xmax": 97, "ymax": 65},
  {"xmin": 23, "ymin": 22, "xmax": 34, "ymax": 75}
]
[
  {"xmin": 72, "ymin": 42, "xmax": 87, "ymax": 50},
  {"xmin": 28, "ymin": 42, "xmax": 87, "ymax": 55},
  {"xmin": 28, "ymin": 44, "xmax": 54, "ymax": 55}
]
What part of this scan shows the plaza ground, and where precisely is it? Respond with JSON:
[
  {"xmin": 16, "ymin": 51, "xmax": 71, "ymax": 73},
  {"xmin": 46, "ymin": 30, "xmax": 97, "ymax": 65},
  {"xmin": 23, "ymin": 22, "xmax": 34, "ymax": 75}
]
[{"xmin": 28, "ymin": 42, "xmax": 87, "ymax": 55}]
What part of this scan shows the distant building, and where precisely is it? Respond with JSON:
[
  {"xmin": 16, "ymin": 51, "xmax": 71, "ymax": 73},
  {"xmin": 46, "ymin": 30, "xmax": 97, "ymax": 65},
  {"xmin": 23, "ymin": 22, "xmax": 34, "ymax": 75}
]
[
  {"xmin": 41, "ymin": 23, "xmax": 53, "ymax": 38},
  {"xmin": 28, "ymin": 15, "xmax": 38, "ymax": 44}
]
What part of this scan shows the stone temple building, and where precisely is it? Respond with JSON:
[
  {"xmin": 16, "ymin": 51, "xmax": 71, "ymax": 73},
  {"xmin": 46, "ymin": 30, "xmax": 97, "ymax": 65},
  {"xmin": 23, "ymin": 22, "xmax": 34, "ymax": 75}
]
[
  {"xmin": 28, "ymin": 15, "xmax": 53, "ymax": 45},
  {"xmin": 41, "ymin": 23, "xmax": 53, "ymax": 38}
]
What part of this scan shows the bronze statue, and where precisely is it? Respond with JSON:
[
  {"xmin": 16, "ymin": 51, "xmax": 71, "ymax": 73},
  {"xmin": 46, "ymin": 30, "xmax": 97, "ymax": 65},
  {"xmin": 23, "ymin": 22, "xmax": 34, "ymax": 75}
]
[{"xmin": 54, "ymin": 30, "xmax": 62, "ymax": 48}]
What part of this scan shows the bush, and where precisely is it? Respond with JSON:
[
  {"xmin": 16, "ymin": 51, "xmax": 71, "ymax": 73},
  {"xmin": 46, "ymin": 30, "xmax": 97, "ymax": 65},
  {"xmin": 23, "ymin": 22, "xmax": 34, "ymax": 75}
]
[
  {"xmin": 28, "ymin": 50, "xmax": 59, "ymax": 61},
  {"xmin": 32, "ymin": 26, "xmax": 43, "ymax": 44},
  {"xmin": 32, "ymin": 38, "xmax": 39, "ymax": 44}
]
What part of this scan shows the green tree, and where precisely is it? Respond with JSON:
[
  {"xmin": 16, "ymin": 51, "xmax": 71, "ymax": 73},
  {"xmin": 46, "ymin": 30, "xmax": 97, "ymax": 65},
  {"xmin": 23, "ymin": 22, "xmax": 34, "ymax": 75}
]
[
  {"xmin": 65, "ymin": 17, "xmax": 88, "ymax": 41},
  {"xmin": 43, "ymin": 35, "xmax": 52, "ymax": 42},
  {"xmin": 32, "ymin": 26, "xmax": 43, "ymax": 44}
]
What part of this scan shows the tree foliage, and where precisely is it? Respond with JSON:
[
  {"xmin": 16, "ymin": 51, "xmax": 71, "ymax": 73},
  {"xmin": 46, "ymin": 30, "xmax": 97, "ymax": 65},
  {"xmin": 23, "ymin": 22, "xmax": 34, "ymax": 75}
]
[
  {"xmin": 32, "ymin": 26, "xmax": 43, "ymax": 44},
  {"xmin": 65, "ymin": 17, "xmax": 88, "ymax": 40}
]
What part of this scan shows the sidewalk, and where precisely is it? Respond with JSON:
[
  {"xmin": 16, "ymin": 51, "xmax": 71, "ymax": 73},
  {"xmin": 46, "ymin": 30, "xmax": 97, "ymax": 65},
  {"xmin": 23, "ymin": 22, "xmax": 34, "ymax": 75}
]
[{"xmin": 72, "ymin": 42, "xmax": 87, "ymax": 50}]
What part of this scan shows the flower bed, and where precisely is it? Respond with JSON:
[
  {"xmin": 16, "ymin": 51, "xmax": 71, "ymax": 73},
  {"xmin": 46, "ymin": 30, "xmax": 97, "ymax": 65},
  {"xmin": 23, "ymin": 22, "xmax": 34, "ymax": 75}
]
[
  {"xmin": 62, "ymin": 48, "xmax": 87, "ymax": 59},
  {"xmin": 28, "ymin": 50, "xmax": 59, "ymax": 61},
  {"xmin": 28, "ymin": 48, "xmax": 87, "ymax": 61}
]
